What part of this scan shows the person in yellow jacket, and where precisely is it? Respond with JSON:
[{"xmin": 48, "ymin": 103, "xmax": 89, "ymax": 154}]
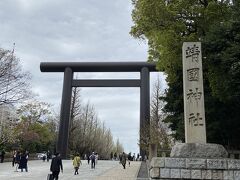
[{"xmin": 73, "ymin": 153, "xmax": 82, "ymax": 175}]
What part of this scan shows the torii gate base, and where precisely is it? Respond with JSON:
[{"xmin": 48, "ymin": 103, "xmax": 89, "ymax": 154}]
[{"xmin": 40, "ymin": 62, "xmax": 157, "ymax": 159}]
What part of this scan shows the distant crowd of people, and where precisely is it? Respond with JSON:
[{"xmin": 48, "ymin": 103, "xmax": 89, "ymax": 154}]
[
  {"xmin": 12, "ymin": 150, "xmax": 29, "ymax": 172},
  {"xmin": 117, "ymin": 151, "xmax": 146, "ymax": 169},
  {"xmin": 49, "ymin": 151, "xmax": 99, "ymax": 179},
  {"xmin": 111, "ymin": 152, "xmax": 143, "ymax": 162},
  {"xmin": 42, "ymin": 150, "xmax": 52, "ymax": 162},
  {"xmin": 84, "ymin": 152, "xmax": 99, "ymax": 169},
  {"xmin": 0, "ymin": 149, "xmax": 145, "ymax": 180}
]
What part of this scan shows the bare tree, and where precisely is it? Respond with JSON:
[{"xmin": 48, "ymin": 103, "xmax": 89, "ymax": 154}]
[
  {"xmin": 102, "ymin": 128, "xmax": 114, "ymax": 158},
  {"xmin": 114, "ymin": 138, "xmax": 124, "ymax": 154},
  {"xmin": 68, "ymin": 87, "xmax": 83, "ymax": 150},
  {"xmin": 66, "ymin": 85, "xmax": 125, "ymax": 158},
  {"xmin": 139, "ymin": 77, "xmax": 173, "ymax": 156},
  {"xmin": 0, "ymin": 48, "xmax": 32, "ymax": 105},
  {"xmin": 150, "ymin": 77, "xmax": 172, "ymax": 153},
  {"xmin": 0, "ymin": 104, "xmax": 18, "ymax": 146},
  {"xmin": 16, "ymin": 100, "xmax": 52, "ymax": 124},
  {"xmin": 68, "ymin": 89, "xmax": 120, "ymax": 159}
]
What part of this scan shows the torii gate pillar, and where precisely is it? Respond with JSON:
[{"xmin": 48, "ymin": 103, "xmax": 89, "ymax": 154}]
[
  {"xmin": 57, "ymin": 67, "xmax": 73, "ymax": 158},
  {"xmin": 140, "ymin": 67, "xmax": 150, "ymax": 157}
]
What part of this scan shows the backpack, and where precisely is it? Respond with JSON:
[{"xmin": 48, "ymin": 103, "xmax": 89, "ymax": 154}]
[{"xmin": 90, "ymin": 155, "xmax": 95, "ymax": 160}]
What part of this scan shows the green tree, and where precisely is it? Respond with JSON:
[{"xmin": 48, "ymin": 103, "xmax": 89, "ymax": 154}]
[
  {"xmin": 15, "ymin": 120, "xmax": 55, "ymax": 152},
  {"xmin": 15, "ymin": 100, "xmax": 55, "ymax": 152},
  {"xmin": 201, "ymin": 3, "xmax": 240, "ymax": 149},
  {"xmin": 131, "ymin": 0, "xmax": 240, "ymax": 148}
]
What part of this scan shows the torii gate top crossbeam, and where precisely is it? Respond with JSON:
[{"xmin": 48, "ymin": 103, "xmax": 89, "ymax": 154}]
[{"xmin": 40, "ymin": 61, "xmax": 157, "ymax": 72}]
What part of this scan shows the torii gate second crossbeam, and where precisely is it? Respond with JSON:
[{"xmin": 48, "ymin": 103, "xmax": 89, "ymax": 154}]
[{"xmin": 40, "ymin": 61, "xmax": 157, "ymax": 159}]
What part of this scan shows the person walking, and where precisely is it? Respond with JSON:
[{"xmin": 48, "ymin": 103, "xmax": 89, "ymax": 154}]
[
  {"xmin": 50, "ymin": 152, "xmax": 63, "ymax": 180},
  {"xmin": 120, "ymin": 152, "xmax": 127, "ymax": 169},
  {"xmin": 1, "ymin": 149, "xmax": 5, "ymax": 163},
  {"xmin": 15, "ymin": 151, "xmax": 20, "ymax": 172},
  {"xmin": 12, "ymin": 150, "xmax": 17, "ymax": 167},
  {"xmin": 47, "ymin": 150, "xmax": 51, "ymax": 162},
  {"xmin": 43, "ymin": 153, "xmax": 46, "ymax": 162},
  {"xmin": 19, "ymin": 151, "xmax": 28, "ymax": 172},
  {"xmin": 72, "ymin": 153, "xmax": 82, "ymax": 175},
  {"xmin": 89, "ymin": 152, "xmax": 96, "ymax": 169},
  {"xmin": 84, "ymin": 154, "xmax": 87, "ymax": 160},
  {"xmin": 95, "ymin": 153, "xmax": 99, "ymax": 164},
  {"xmin": 128, "ymin": 152, "xmax": 132, "ymax": 167},
  {"xmin": 133, "ymin": 153, "xmax": 136, "ymax": 161},
  {"xmin": 119, "ymin": 153, "xmax": 122, "ymax": 162},
  {"xmin": 114, "ymin": 152, "xmax": 117, "ymax": 160},
  {"xmin": 87, "ymin": 154, "xmax": 90, "ymax": 165}
]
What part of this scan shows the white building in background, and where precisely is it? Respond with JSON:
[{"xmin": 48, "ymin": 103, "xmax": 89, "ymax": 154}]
[{"xmin": 0, "ymin": 104, "xmax": 18, "ymax": 136}]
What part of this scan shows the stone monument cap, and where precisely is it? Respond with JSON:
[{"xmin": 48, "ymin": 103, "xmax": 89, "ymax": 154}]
[{"xmin": 170, "ymin": 143, "xmax": 228, "ymax": 158}]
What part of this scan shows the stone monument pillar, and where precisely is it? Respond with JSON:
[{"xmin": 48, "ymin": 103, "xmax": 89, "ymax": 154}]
[
  {"xmin": 182, "ymin": 42, "xmax": 206, "ymax": 143},
  {"xmin": 170, "ymin": 42, "xmax": 227, "ymax": 158}
]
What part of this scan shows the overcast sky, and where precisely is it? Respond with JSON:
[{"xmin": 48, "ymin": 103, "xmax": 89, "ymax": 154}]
[{"xmin": 0, "ymin": 0, "xmax": 165, "ymax": 154}]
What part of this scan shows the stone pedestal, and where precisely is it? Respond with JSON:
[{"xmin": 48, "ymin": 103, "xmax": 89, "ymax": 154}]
[
  {"xmin": 150, "ymin": 157, "xmax": 240, "ymax": 179},
  {"xmin": 149, "ymin": 143, "xmax": 236, "ymax": 179},
  {"xmin": 170, "ymin": 143, "xmax": 228, "ymax": 158}
]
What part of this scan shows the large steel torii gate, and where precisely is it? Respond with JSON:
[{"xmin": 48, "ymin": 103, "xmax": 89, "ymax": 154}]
[{"xmin": 40, "ymin": 61, "xmax": 157, "ymax": 159}]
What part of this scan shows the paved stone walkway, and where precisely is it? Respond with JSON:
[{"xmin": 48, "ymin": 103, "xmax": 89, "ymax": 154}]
[{"xmin": 0, "ymin": 160, "xmax": 143, "ymax": 180}]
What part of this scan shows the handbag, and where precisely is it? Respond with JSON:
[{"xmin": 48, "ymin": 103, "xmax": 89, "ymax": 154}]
[{"xmin": 47, "ymin": 173, "xmax": 53, "ymax": 180}]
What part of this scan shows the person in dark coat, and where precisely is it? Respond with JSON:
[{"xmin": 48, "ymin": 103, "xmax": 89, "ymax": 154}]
[
  {"xmin": 19, "ymin": 151, "xmax": 28, "ymax": 172},
  {"xmin": 128, "ymin": 152, "xmax": 132, "ymax": 167},
  {"xmin": 87, "ymin": 154, "xmax": 90, "ymax": 165},
  {"xmin": 120, "ymin": 152, "xmax": 127, "ymax": 169},
  {"xmin": 50, "ymin": 152, "xmax": 63, "ymax": 180},
  {"xmin": 89, "ymin": 152, "xmax": 96, "ymax": 169},
  {"xmin": 114, "ymin": 152, "xmax": 117, "ymax": 160},
  {"xmin": 1, "ymin": 149, "xmax": 5, "ymax": 163},
  {"xmin": 42, "ymin": 154, "xmax": 46, "ymax": 162},
  {"xmin": 47, "ymin": 150, "xmax": 51, "ymax": 162}
]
